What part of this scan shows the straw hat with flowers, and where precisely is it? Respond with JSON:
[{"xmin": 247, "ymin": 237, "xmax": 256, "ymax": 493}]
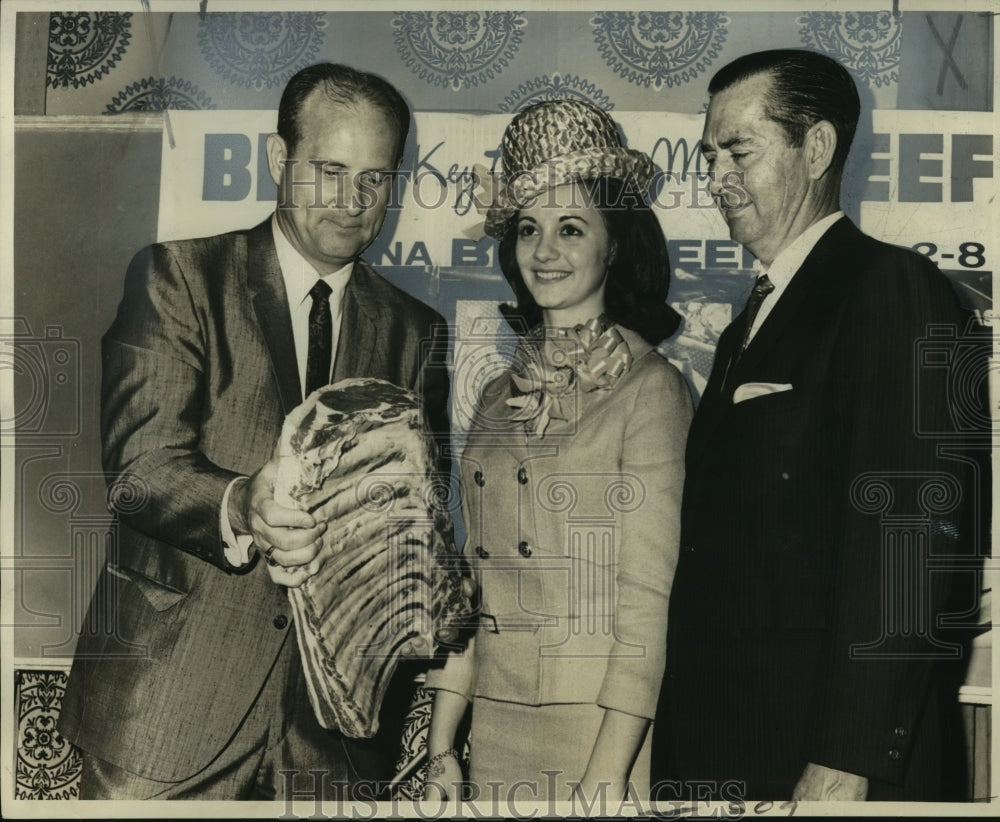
[{"xmin": 483, "ymin": 99, "xmax": 655, "ymax": 240}]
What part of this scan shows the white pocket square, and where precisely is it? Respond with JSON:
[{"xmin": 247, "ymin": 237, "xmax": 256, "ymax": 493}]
[{"xmin": 732, "ymin": 382, "xmax": 794, "ymax": 404}]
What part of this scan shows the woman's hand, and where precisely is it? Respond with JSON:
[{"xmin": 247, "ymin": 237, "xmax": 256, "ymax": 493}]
[
  {"xmin": 423, "ymin": 749, "xmax": 463, "ymax": 801},
  {"xmin": 423, "ymin": 688, "xmax": 471, "ymax": 801}
]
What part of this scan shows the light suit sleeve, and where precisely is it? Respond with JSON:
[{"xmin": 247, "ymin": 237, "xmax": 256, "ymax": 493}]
[{"xmin": 597, "ymin": 359, "xmax": 693, "ymax": 718}]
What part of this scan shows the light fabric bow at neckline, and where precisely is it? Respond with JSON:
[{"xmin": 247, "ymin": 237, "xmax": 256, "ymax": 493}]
[{"xmin": 506, "ymin": 316, "xmax": 633, "ymax": 437}]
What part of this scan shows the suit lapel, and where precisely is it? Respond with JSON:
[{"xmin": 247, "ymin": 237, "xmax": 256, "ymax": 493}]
[
  {"xmin": 246, "ymin": 220, "xmax": 302, "ymax": 413},
  {"xmin": 729, "ymin": 216, "xmax": 855, "ymax": 382},
  {"xmin": 687, "ymin": 217, "xmax": 857, "ymax": 467},
  {"xmin": 685, "ymin": 323, "xmax": 740, "ymax": 469},
  {"xmin": 332, "ymin": 260, "xmax": 378, "ymax": 382}
]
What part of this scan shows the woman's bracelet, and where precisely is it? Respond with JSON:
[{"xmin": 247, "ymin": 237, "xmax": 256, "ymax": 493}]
[{"xmin": 425, "ymin": 748, "xmax": 459, "ymax": 778}]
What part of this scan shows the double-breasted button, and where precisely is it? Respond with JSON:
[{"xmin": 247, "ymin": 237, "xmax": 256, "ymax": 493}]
[
  {"xmin": 682, "ymin": 544, "xmax": 695, "ymax": 554},
  {"xmin": 475, "ymin": 545, "xmax": 489, "ymax": 559},
  {"xmin": 518, "ymin": 541, "xmax": 532, "ymax": 558},
  {"xmin": 474, "ymin": 470, "xmax": 485, "ymax": 487},
  {"xmin": 517, "ymin": 467, "xmax": 528, "ymax": 485},
  {"xmin": 273, "ymin": 614, "xmax": 288, "ymax": 630},
  {"xmin": 893, "ymin": 726, "xmax": 908, "ymax": 738},
  {"xmin": 888, "ymin": 748, "xmax": 902, "ymax": 761}
]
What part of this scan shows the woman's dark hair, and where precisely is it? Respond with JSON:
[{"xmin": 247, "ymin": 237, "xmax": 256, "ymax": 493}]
[
  {"xmin": 276, "ymin": 63, "xmax": 410, "ymax": 164},
  {"xmin": 498, "ymin": 176, "xmax": 681, "ymax": 345},
  {"xmin": 708, "ymin": 49, "xmax": 860, "ymax": 176}
]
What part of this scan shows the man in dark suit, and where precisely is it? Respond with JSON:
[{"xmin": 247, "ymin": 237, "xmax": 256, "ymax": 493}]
[
  {"xmin": 652, "ymin": 49, "xmax": 983, "ymax": 802},
  {"xmin": 59, "ymin": 63, "xmax": 450, "ymax": 799}
]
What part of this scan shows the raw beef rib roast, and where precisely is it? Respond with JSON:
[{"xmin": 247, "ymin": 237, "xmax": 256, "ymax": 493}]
[{"xmin": 274, "ymin": 377, "xmax": 473, "ymax": 737}]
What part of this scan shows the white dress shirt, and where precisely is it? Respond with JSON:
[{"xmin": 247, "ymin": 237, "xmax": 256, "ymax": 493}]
[
  {"xmin": 220, "ymin": 216, "xmax": 354, "ymax": 567},
  {"xmin": 271, "ymin": 215, "xmax": 354, "ymax": 396},
  {"xmin": 745, "ymin": 211, "xmax": 844, "ymax": 345}
]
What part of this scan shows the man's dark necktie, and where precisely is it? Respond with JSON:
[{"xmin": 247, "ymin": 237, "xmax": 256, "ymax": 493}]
[
  {"xmin": 305, "ymin": 279, "xmax": 333, "ymax": 395},
  {"xmin": 740, "ymin": 273, "xmax": 775, "ymax": 351}
]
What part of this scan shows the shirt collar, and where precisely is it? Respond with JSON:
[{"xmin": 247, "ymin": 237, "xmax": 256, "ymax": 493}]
[
  {"xmin": 753, "ymin": 211, "xmax": 844, "ymax": 286},
  {"xmin": 271, "ymin": 214, "xmax": 354, "ymax": 308}
]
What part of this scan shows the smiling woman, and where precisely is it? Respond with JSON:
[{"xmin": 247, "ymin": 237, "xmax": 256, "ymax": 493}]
[
  {"xmin": 498, "ymin": 174, "xmax": 678, "ymax": 343},
  {"xmin": 512, "ymin": 182, "xmax": 612, "ymax": 327},
  {"xmin": 423, "ymin": 99, "xmax": 693, "ymax": 805}
]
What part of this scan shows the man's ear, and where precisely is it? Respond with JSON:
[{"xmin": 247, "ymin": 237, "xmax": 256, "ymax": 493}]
[
  {"xmin": 806, "ymin": 120, "xmax": 837, "ymax": 180},
  {"xmin": 265, "ymin": 133, "xmax": 287, "ymax": 187}
]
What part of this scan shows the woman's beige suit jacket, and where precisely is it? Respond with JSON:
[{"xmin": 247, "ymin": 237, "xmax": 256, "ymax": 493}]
[{"xmin": 428, "ymin": 326, "xmax": 692, "ymax": 720}]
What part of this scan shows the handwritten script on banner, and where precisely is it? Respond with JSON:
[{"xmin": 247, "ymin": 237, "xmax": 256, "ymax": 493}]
[{"xmin": 160, "ymin": 109, "xmax": 993, "ymax": 275}]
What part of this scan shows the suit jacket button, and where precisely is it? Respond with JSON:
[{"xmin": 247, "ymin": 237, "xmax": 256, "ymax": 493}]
[
  {"xmin": 893, "ymin": 726, "xmax": 908, "ymax": 738},
  {"xmin": 888, "ymin": 748, "xmax": 902, "ymax": 760},
  {"xmin": 682, "ymin": 544, "xmax": 694, "ymax": 554},
  {"xmin": 517, "ymin": 467, "xmax": 528, "ymax": 485},
  {"xmin": 273, "ymin": 614, "xmax": 288, "ymax": 630},
  {"xmin": 518, "ymin": 541, "xmax": 532, "ymax": 558},
  {"xmin": 476, "ymin": 545, "xmax": 489, "ymax": 559},
  {"xmin": 474, "ymin": 470, "xmax": 485, "ymax": 487}
]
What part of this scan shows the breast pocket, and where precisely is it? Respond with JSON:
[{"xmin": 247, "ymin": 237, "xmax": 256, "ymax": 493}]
[
  {"xmin": 725, "ymin": 388, "xmax": 813, "ymax": 468},
  {"xmin": 110, "ymin": 564, "xmax": 187, "ymax": 610},
  {"xmin": 105, "ymin": 563, "xmax": 189, "ymax": 660},
  {"xmin": 731, "ymin": 385, "xmax": 803, "ymax": 419}
]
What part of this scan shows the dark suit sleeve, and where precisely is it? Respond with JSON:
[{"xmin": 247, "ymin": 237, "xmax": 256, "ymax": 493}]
[
  {"xmin": 415, "ymin": 311, "xmax": 452, "ymax": 479},
  {"xmin": 804, "ymin": 245, "xmax": 975, "ymax": 783},
  {"xmin": 101, "ymin": 243, "xmax": 240, "ymax": 570}
]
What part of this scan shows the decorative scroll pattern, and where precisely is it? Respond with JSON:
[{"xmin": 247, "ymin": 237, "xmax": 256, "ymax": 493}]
[
  {"xmin": 393, "ymin": 11, "xmax": 527, "ymax": 91},
  {"xmin": 105, "ymin": 77, "xmax": 216, "ymax": 113},
  {"xmin": 799, "ymin": 11, "xmax": 902, "ymax": 88},
  {"xmin": 15, "ymin": 670, "xmax": 81, "ymax": 800},
  {"xmin": 591, "ymin": 11, "xmax": 729, "ymax": 90},
  {"xmin": 197, "ymin": 12, "xmax": 327, "ymax": 90},
  {"xmin": 499, "ymin": 74, "xmax": 613, "ymax": 112},
  {"xmin": 47, "ymin": 12, "xmax": 132, "ymax": 90},
  {"xmin": 392, "ymin": 684, "xmax": 471, "ymax": 800}
]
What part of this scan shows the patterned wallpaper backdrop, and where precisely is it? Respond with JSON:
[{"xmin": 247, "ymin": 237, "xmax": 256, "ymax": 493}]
[
  {"xmin": 15, "ymin": 670, "xmax": 81, "ymax": 800},
  {"xmin": 45, "ymin": 7, "xmax": 987, "ymax": 392},
  {"xmin": 43, "ymin": 10, "xmax": 993, "ymax": 115}
]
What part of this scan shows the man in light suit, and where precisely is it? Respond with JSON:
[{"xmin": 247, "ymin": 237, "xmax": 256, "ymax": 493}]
[
  {"xmin": 59, "ymin": 63, "xmax": 450, "ymax": 800},
  {"xmin": 652, "ymin": 50, "xmax": 984, "ymax": 802}
]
